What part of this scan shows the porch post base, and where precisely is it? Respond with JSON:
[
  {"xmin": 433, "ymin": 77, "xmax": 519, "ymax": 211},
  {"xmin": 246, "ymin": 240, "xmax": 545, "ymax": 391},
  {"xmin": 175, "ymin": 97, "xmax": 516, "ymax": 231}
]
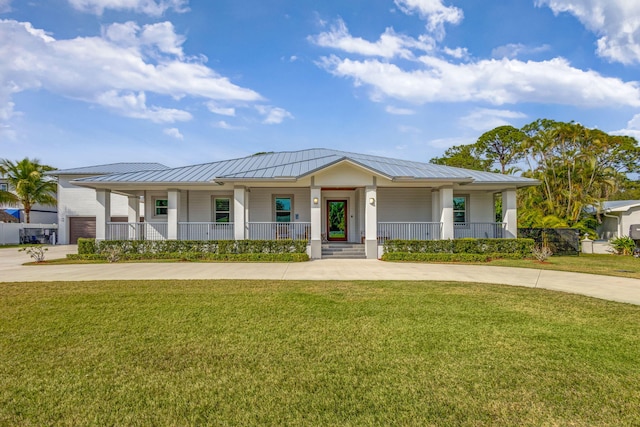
[
  {"xmin": 365, "ymin": 239, "xmax": 378, "ymax": 259},
  {"xmin": 310, "ymin": 239, "xmax": 322, "ymax": 259}
]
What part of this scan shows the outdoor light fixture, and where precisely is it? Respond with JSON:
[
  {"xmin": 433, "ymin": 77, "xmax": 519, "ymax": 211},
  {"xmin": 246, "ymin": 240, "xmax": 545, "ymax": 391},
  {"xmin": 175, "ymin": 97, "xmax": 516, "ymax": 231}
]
[
  {"xmin": 313, "ymin": 197, "xmax": 319, "ymax": 204},
  {"xmin": 369, "ymin": 197, "xmax": 375, "ymax": 205}
]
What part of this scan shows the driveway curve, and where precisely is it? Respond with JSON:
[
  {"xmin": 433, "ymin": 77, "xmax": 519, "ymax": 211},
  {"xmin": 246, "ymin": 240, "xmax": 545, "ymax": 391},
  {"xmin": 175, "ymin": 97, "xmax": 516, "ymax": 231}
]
[{"xmin": 2, "ymin": 245, "xmax": 639, "ymax": 305}]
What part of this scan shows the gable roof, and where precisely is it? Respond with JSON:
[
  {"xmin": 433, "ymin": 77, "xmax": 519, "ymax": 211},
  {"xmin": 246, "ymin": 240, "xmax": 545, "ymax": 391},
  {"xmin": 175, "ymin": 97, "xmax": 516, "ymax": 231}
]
[
  {"xmin": 72, "ymin": 148, "xmax": 537, "ymax": 186},
  {"xmin": 47, "ymin": 162, "xmax": 169, "ymax": 176},
  {"xmin": 601, "ymin": 200, "xmax": 640, "ymax": 212}
]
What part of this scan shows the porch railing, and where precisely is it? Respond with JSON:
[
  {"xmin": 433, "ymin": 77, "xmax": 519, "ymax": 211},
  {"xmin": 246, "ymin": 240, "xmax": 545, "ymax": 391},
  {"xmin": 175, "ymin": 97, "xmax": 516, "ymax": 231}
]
[
  {"xmin": 106, "ymin": 222, "xmax": 168, "ymax": 241},
  {"xmin": 454, "ymin": 222, "xmax": 506, "ymax": 239},
  {"xmin": 377, "ymin": 222, "xmax": 442, "ymax": 244},
  {"xmin": 247, "ymin": 222, "xmax": 311, "ymax": 241},
  {"xmin": 178, "ymin": 222, "xmax": 234, "ymax": 240}
]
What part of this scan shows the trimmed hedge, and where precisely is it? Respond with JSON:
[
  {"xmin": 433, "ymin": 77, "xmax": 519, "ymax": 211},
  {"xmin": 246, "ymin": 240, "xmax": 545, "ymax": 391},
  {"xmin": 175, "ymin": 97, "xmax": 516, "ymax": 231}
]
[
  {"xmin": 77, "ymin": 239, "xmax": 307, "ymax": 255},
  {"xmin": 383, "ymin": 238, "xmax": 535, "ymax": 258},
  {"xmin": 381, "ymin": 252, "xmax": 527, "ymax": 262},
  {"xmin": 67, "ymin": 252, "xmax": 309, "ymax": 262}
]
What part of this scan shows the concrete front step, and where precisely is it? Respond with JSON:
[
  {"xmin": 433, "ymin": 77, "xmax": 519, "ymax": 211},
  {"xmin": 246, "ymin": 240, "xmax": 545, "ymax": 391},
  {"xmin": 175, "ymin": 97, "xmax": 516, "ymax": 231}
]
[{"xmin": 321, "ymin": 243, "xmax": 366, "ymax": 259}]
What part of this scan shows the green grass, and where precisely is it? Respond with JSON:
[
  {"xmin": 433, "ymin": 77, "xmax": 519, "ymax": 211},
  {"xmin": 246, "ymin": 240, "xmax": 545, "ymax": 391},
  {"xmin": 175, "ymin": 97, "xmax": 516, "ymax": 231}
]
[
  {"xmin": 486, "ymin": 254, "xmax": 640, "ymax": 279},
  {"xmin": 1, "ymin": 280, "xmax": 639, "ymax": 426}
]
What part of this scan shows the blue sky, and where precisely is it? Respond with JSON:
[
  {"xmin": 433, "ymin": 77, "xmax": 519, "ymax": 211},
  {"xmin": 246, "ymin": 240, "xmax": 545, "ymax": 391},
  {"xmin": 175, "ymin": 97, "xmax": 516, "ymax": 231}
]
[{"xmin": 2, "ymin": 0, "xmax": 640, "ymax": 169}]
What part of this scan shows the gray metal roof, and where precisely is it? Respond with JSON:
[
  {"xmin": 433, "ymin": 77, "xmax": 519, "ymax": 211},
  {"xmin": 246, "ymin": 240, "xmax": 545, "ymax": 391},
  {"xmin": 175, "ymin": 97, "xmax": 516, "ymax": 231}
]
[
  {"xmin": 48, "ymin": 162, "xmax": 169, "ymax": 176},
  {"xmin": 602, "ymin": 200, "xmax": 640, "ymax": 212},
  {"xmin": 73, "ymin": 149, "xmax": 537, "ymax": 186}
]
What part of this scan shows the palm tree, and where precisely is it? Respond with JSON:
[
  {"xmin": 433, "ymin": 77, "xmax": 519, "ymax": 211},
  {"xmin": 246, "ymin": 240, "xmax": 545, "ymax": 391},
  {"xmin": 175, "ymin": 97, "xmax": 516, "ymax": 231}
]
[{"xmin": 0, "ymin": 158, "xmax": 57, "ymax": 223}]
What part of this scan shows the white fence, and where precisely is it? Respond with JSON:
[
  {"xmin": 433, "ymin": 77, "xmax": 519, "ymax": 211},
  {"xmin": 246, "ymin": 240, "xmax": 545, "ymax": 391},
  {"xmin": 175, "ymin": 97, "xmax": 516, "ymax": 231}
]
[
  {"xmin": 106, "ymin": 222, "xmax": 168, "ymax": 241},
  {"xmin": 0, "ymin": 223, "xmax": 58, "ymax": 245},
  {"xmin": 247, "ymin": 222, "xmax": 311, "ymax": 240},
  {"xmin": 178, "ymin": 222, "xmax": 234, "ymax": 240},
  {"xmin": 377, "ymin": 222, "xmax": 442, "ymax": 243},
  {"xmin": 454, "ymin": 222, "xmax": 506, "ymax": 239}
]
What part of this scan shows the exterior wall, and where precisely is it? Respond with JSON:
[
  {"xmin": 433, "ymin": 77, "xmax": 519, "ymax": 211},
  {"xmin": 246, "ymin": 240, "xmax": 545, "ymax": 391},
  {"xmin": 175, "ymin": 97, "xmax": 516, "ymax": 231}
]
[
  {"xmin": 621, "ymin": 207, "xmax": 640, "ymax": 237},
  {"xmin": 322, "ymin": 189, "xmax": 358, "ymax": 242},
  {"xmin": 183, "ymin": 190, "xmax": 234, "ymax": 222},
  {"xmin": 468, "ymin": 192, "xmax": 495, "ymax": 223},
  {"xmin": 599, "ymin": 216, "xmax": 618, "ymax": 239},
  {"xmin": 598, "ymin": 207, "xmax": 640, "ymax": 239},
  {"xmin": 57, "ymin": 175, "xmax": 132, "ymax": 244},
  {"xmin": 377, "ymin": 188, "xmax": 432, "ymax": 222},
  {"xmin": 247, "ymin": 188, "xmax": 311, "ymax": 223}
]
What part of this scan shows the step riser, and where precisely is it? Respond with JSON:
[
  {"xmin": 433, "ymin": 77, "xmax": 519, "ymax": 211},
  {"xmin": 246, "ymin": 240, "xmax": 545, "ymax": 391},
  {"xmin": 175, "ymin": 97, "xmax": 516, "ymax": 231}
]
[{"xmin": 321, "ymin": 244, "xmax": 366, "ymax": 258}]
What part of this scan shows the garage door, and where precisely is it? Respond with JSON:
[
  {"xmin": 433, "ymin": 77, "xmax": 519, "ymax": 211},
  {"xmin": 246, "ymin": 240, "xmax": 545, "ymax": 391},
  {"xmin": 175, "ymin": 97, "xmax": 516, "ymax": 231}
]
[{"xmin": 69, "ymin": 216, "xmax": 95, "ymax": 244}]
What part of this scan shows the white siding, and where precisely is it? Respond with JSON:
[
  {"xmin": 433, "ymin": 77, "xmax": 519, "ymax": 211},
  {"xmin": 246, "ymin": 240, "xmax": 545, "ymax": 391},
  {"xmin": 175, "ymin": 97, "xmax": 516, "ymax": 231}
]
[
  {"xmin": 621, "ymin": 207, "xmax": 640, "ymax": 237},
  {"xmin": 377, "ymin": 188, "xmax": 432, "ymax": 222},
  {"xmin": 248, "ymin": 188, "xmax": 311, "ymax": 222},
  {"xmin": 469, "ymin": 192, "xmax": 495, "ymax": 223}
]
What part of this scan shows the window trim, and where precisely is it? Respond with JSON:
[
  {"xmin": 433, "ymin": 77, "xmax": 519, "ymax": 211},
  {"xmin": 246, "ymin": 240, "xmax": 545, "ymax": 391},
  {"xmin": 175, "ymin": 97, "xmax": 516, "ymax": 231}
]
[
  {"xmin": 0, "ymin": 183, "xmax": 8, "ymax": 192},
  {"xmin": 453, "ymin": 195, "xmax": 469, "ymax": 224},
  {"xmin": 274, "ymin": 195, "xmax": 293, "ymax": 223},
  {"xmin": 213, "ymin": 197, "xmax": 231, "ymax": 223}
]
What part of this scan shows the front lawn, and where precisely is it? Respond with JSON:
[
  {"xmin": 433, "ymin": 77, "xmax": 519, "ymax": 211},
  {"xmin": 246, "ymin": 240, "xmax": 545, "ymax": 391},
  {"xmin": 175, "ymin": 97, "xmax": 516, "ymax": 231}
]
[{"xmin": 1, "ymin": 280, "xmax": 639, "ymax": 425}]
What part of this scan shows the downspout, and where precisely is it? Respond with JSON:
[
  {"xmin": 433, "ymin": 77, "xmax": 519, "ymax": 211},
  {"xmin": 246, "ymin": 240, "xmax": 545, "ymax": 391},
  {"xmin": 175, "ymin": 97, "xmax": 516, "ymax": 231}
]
[{"xmin": 602, "ymin": 210, "xmax": 621, "ymax": 238}]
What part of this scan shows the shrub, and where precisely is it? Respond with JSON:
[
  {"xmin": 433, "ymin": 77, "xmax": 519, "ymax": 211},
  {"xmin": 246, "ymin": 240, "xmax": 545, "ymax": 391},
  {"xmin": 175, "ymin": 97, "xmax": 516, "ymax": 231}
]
[
  {"xmin": 383, "ymin": 238, "xmax": 535, "ymax": 258},
  {"xmin": 77, "ymin": 238, "xmax": 96, "ymax": 254},
  {"xmin": 380, "ymin": 252, "xmax": 527, "ymax": 262},
  {"xmin": 66, "ymin": 252, "xmax": 309, "ymax": 262},
  {"xmin": 531, "ymin": 245, "xmax": 553, "ymax": 262},
  {"xmin": 19, "ymin": 245, "xmax": 48, "ymax": 262},
  {"xmin": 609, "ymin": 236, "xmax": 637, "ymax": 256}
]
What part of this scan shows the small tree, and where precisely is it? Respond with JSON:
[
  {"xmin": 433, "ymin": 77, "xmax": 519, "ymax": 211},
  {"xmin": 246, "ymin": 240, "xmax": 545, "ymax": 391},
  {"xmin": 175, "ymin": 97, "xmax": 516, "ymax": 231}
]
[{"xmin": 0, "ymin": 158, "xmax": 57, "ymax": 223}]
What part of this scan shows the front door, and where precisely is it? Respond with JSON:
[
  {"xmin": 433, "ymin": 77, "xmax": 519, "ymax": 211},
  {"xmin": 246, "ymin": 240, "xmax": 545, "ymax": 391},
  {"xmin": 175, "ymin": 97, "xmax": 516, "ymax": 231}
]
[{"xmin": 327, "ymin": 200, "xmax": 347, "ymax": 241}]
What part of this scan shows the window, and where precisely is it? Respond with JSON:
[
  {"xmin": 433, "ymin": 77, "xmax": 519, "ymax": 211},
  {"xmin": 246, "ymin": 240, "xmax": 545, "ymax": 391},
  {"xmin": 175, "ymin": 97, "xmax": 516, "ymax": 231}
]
[
  {"xmin": 154, "ymin": 199, "xmax": 168, "ymax": 216},
  {"xmin": 214, "ymin": 198, "xmax": 230, "ymax": 223},
  {"xmin": 453, "ymin": 196, "xmax": 467, "ymax": 223},
  {"xmin": 275, "ymin": 196, "xmax": 292, "ymax": 222},
  {"xmin": 0, "ymin": 183, "xmax": 7, "ymax": 192}
]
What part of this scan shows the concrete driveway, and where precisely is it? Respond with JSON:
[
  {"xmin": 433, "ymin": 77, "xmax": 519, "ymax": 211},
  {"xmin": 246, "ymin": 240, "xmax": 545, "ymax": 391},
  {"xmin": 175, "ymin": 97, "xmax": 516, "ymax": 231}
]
[{"xmin": 1, "ymin": 245, "xmax": 640, "ymax": 305}]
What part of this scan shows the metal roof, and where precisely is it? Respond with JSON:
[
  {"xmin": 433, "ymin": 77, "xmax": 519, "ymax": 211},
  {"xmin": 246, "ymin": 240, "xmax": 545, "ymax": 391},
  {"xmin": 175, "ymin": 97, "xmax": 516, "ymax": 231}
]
[
  {"xmin": 73, "ymin": 149, "xmax": 538, "ymax": 186},
  {"xmin": 47, "ymin": 162, "xmax": 169, "ymax": 176},
  {"xmin": 601, "ymin": 200, "xmax": 640, "ymax": 212}
]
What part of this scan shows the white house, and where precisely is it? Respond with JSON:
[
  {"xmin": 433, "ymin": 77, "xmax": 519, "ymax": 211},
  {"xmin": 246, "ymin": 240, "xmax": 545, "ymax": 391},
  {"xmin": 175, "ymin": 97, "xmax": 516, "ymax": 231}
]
[
  {"xmin": 0, "ymin": 177, "xmax": 57, "ymax": 224},
  {"xmin": 68, "ymin": 149, "xmax": 537, "ymax": 259},
  {"xmin": 597, "ymin": 200, "xmax": 640, "ymax": 239},
  {"xmin": 47, "ymin": 163, "xmax": 169, "ymax": 244}
]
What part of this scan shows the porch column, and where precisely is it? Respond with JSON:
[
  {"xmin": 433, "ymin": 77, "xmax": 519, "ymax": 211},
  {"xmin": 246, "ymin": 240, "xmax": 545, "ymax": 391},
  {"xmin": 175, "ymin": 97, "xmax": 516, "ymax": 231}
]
[
  {"xmin": 95, "ymin": 189, "xmax": 111, "ymax": 241},
  {"xmin": 439, "ymin": 186, "xmax": 454, "ymax": 240},
  {"xmin": 310, "ymin": 186, "xmax": 322, "ymax": 259},
  {"xmin": 167, "ymin": 189, "xmax": 180, "ymax": 240},
  {"xmin": 127, "ymin": 196, "xmax": 140, "ymax": 240},
  {"xmin": 365, "ymin": 186, "xmax": 377, "ymax": 259},
  {"xmin": 234, "ymin": 186, "xmax": 246, "ymax": 240},
  {"xmin": 502, "ymin": 188, "xmax": 517, "ymax": 238}
]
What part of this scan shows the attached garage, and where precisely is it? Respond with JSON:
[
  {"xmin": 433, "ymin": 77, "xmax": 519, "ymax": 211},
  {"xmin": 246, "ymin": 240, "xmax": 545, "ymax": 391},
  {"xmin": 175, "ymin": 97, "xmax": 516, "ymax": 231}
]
[{"xmin": 68, "ymin": 216, "xmax": 128, "ymax": 244}]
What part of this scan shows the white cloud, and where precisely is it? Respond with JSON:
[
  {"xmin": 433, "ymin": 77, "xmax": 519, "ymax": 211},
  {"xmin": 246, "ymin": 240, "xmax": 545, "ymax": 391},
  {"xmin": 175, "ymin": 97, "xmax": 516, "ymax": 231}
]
[
  {"xmin": 537, "ymin": 0, "xmax": 640, "ymax": 64},
  {"xmin": 491, "ymin": 43, "xmax": 551, "ymax": 59},
  {"xmin": 398, "ymin": 125, "xmax": 421, "ymax": 133},
  {"xmin": 0, "ymin": 0, "xmax": 11, "ymax": 13},
  {"xmin": 255, "ymin": 105, "xmax": 294, "ymax": 124},
  {"xmin": 394, "ymin": 0, "xmax": 463, "ymax": 39},
  {"xmin": 318, "ymin": 54, "xmax": 640, "ymax": 107},
  {"xmin": 442, "ymin": 46, "xmax": 469, "ymax": 60},
  {"xmin": 163, "ymin": 127, "xmax": 183, "ymax": 139},
  {"xmin": 67, "ymin": 0, "xmax": 188, "ymax": 16},
  {"xmin": 429, "ymin": 136, "xmax": 476, "ymax": 149},
  {"xmin": 611, "ymin": 113, "xmax": 640, "ymax": 139},
  {"xmin": 459, "ymin": 108, "xmax": 527, "ymax": 131},
  {"xmin": 0, "ymin": 19, "xmax": 265, "ymax": 127},
  {"xmin": 386, "ymin": 105, "xmax": 415, "ymax": 115},
  {"xmin": 206, "ymin": 101, "xmax": 236, "ymax": 116},
  {"xmin": 309, "ymin": 18, "xmax": 434, "ymax": 59},
  {"xmin": 213, "ymin": 120, "xmax": 244, "ymax": 130}
]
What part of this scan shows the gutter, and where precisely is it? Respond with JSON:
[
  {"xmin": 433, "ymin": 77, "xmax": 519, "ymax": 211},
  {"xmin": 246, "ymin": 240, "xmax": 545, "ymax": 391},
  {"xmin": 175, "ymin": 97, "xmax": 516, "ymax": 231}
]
[{"xmin": 602, "ymin": 210, "xmax": 622, "ymax": 238}]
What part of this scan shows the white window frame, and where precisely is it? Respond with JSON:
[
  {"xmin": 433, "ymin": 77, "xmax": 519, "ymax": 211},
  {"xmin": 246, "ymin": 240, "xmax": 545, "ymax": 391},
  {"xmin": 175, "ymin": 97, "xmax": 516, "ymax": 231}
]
[
  {"xmin": 453, "ymin": 195, "xmax": 469, "ymax": 224},
  {"xmin": 213, "ymin": 197, "xmax": 231, "ymax": 223},
  {"xmin": 0, "ymin": 183, "xmax": 8, "ymax": 192},
  {"xmin": 274, "ymin": 195, "xmax": 293, "ymax": 223},
  {"xmin": 153, "ymin": 197, "xmax": 168, "ymax": 217}
]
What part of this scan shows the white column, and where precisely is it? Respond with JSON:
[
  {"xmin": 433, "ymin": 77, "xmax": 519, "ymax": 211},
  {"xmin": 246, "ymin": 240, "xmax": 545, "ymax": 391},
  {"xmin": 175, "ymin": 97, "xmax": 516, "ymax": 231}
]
[
  {"xmin": 167, "ymin": 189, "xmax": 180, "ymax": 240},
  {"xmin": 439, "ymin": 186, "xmax": 454, "ymax": 240},
  {"xmin": 234, "ymin": 186, "xmax": 246, "ymax": 240},
  {"xmin": 127, "ymin": 196, "xmax": 140, "ymax": 240},
  {"xmin": 502, "ymin": 188, "xmax": 517, "ymax": 239},
  {"xmin": 96, "ymin": 189, "xmax": 111, "ymax": 241},
  {"xmin": 310, "ymin": 187, "xmax": 322, "ymax": 259},
  {"xmin": 365, "ymin": 186, "xmax": 377, "ymax": 259}
]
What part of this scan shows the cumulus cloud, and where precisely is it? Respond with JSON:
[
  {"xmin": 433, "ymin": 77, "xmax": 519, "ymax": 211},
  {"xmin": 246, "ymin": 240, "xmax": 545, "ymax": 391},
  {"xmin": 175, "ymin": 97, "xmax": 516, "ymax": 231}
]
[
  {"xmin": 309, "ymin": 18, "xmax": 434, "ymax": 59},
  {"xmin": 163, "ymin": 127, "xmax": 184, "ymax": 139},
  {"xmin": 0, "ymin": 19, "xmax": 264, "ymax": 128},
  {"xmin": 394, "ymin": 0, "xmax": 463, "ymax": 39},
  {"xmin": 611, "ymin": 113, "xmax": 640, "ymax": 139},
  {"xmin": 213, "ymin": 120, "xmax": 244, "ymax": 130},
  {"xmin": 67, "ymin": 0, "xmax": 188, "ymax": 16},
  {"xmin": 256, "ymin": 105, "xmax": 294, "ymax": 124},
  {"xmin": 491, "ymin": 43, "xmax": 551, "ymax": 59},
  {"xmin": 459, "ymin": 108, "xmax": 527, "ymax": 132},
  {"xmin": 318, "ymin": 54, "xmax": 640, "ymax": 107},
  {"xmin": 386, "ymin": 105, "xmax": 415, "ymax": 115},
  {"xmin": 206, "ymin": 101, "xmax": 236, "ymax": 116},
  {"xmin": 537, "ymin": 0, "xmax": 640, "ymax": 64}
]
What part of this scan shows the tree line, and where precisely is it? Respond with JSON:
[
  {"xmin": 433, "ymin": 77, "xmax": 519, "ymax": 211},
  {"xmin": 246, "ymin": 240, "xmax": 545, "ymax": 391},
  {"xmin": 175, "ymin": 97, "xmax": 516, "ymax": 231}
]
[{"xmin": 430, "ymin": 119, "xmax": 640, "ymax": 233}]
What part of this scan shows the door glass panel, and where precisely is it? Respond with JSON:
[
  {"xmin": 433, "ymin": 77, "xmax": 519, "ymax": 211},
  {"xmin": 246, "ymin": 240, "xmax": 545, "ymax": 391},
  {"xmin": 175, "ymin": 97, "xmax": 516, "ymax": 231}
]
[{"xmin": 328, "ymin": 201, "xmax": 346, "ymax": 240}]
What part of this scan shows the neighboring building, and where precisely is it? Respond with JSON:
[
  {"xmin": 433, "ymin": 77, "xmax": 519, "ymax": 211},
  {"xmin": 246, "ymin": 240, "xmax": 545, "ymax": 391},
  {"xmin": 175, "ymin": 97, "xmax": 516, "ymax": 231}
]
[
  {"xmin": 69, "ymin": 149, "xmax": 537, "ymax": 258},
  {"xmin": 596, "ymin": 200, "xmax": 640, "ymax": 239},
  {"xmin": 47, "ymin": 163, "xmax": 169, "ymax": 244},
  {"xmin": 0, "ymin": 178, "xmax": 57, "ymax": 224}
]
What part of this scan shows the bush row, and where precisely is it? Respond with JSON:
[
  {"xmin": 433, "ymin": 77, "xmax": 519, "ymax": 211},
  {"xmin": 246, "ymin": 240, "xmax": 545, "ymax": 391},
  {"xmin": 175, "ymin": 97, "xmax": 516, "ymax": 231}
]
[
  {"xmin": 383, "ymin": 238, "xmax": 535, "ymax": 257},
  {"xmin": 67, "ymin": 252, "xmax": 309, "ymax": 262},
  {"xmin": 77, "ymin": 238, "xmax": 308, "ymax": 255},
  {"xmin": 381, "ymin": 252, "xmax": 527, "ymax": 262}
]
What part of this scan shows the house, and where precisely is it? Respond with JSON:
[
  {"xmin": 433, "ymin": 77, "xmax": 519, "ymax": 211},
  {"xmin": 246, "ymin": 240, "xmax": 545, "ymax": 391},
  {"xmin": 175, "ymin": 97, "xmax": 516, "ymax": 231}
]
[
  {"xmin": 0, "ymin": 177, "xmax": 57, "ymax": 224},
  {"xmin": 66, "ymin": 149, "xmax": 537, "ymax": 258},
  {"xmin": 596, "ymin": 200, "xmax": 640, "ymax": 240},
  {"xmin": 47, "ymin": 163, "xmax": 169, "ymax": 244}
]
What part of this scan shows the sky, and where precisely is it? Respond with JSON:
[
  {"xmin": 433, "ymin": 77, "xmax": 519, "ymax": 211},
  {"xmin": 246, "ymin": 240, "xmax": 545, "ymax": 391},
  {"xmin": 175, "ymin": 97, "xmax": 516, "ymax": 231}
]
[{"xmin": 2, "ymin": 0, "xmax": 640, "ymax": 169}]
